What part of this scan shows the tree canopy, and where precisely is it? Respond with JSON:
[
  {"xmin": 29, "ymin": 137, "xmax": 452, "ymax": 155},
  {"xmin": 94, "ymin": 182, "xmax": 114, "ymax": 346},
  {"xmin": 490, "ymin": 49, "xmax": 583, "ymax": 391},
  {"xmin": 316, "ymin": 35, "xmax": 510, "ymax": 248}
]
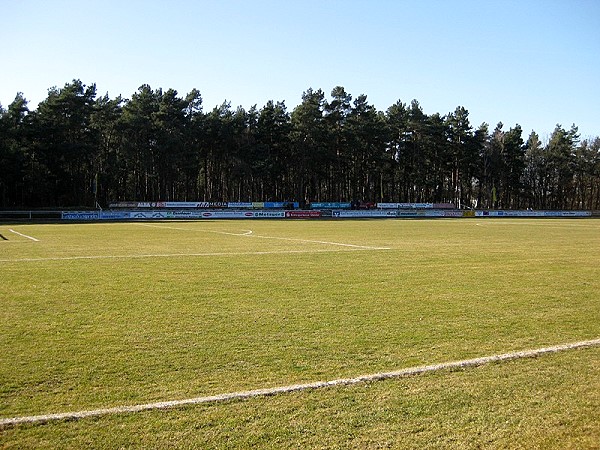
[{"xmin": 1, "ymin": 80, "xmax": 599, "ymax": 209}]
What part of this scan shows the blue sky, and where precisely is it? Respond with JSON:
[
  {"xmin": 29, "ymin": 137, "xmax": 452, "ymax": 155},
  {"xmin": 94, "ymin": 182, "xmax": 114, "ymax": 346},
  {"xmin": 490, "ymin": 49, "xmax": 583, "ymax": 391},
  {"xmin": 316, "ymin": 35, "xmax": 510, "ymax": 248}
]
[{"xmin": 2, "ymin": 0, "xmax": 599, "ymax": 139}]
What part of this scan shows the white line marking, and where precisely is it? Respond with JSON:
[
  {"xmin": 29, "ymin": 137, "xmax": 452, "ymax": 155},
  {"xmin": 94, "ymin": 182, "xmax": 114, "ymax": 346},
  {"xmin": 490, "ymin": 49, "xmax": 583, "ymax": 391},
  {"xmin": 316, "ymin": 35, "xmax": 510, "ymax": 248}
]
[
  {"xmin": 249, "ymin": 233, "xmax": 390, "ymax": 250},
  {"xmin": 8, "ymin": 229, "xmax": 39, "ymax": 242},
  {"xmin": 137, "ymin": 223, "xmax": 389, "ymax": 250},
  {"xmin": 1, "ymin": 338, "xmax": 598, "ymax": 428},
  {"xmin": 136, "ymin": 223, "xmax": 254, "ymax": 237},
  {"xmin": 0, "ymin": 248, "xmax": 386, "ymax": 263}
]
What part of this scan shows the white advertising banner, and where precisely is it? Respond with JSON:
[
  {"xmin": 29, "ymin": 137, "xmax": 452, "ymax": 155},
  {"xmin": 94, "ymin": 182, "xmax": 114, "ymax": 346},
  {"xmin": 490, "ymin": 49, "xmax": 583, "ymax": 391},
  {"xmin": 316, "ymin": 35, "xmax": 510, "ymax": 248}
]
[
  {"xmin": 377, "ymin": 202, "xmax": 434, "ymax": 209},
  {"xmin": 475, "ymin": 210, "xmax": 591, "ymax": 217},
  {"xmin": 332, "ymin": 210, "xmax": 399, "ymax": 218}
]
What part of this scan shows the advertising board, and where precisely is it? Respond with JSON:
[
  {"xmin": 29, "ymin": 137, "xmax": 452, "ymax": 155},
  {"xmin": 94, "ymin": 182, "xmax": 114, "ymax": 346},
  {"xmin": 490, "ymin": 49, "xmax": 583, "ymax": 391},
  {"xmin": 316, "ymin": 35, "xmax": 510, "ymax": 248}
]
[
  {"xmin": 105, "ymin": 210, "xmax": 288, "ymax": 219},
  {"xmin": 377, "ymin": 202, "xmax": 434, "ymax": 209},
  {"xmin": 262, "ymin": 202, "xmax": 299, "ymax": 209},
  {"xmin": 129, "ymin": 211, "xmax": 169, "ymax": 219},
  {"xmin": 475, "ymin": 210, "xmax": 591, "ymax": 217},
  {"xmin": 285, "ymin": 211, "xmax": 321, "ymax": 218},
  {"xmin": 62, "ymin": 208, "xmax": 592, "ymax": 221},
  {"xmin": 62, "ymin": 211, "xmax": 99, "ymax": 220},
  {"xmin": 245, "ymin": 211, "xmax": 286, "ymax": 218},
  {"xmin": 310, "ymin": 202, "xmax": 351, "ymax": 209},
  {"xmin": 333, "ymin": 210, "xmax": 399, "ymax": 218},
  {"xmin": 99, "ymin": 211, "xmax": 131, "ymax": 220},
  {"xmin": 161, "ymin": 202, "xmax": 228, "ymax": 208},
  {"xmin": 442, "ymin": 210, "xmax": 464, "ymax": 217}
]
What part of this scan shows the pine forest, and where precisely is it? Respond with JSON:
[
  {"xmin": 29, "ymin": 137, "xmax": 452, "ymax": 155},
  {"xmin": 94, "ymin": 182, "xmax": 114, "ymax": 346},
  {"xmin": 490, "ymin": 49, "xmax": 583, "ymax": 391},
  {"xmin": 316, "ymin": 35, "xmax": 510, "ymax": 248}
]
[{"xmin": 1, "ymin": 80, "xmax": 599, "ymax": 210}]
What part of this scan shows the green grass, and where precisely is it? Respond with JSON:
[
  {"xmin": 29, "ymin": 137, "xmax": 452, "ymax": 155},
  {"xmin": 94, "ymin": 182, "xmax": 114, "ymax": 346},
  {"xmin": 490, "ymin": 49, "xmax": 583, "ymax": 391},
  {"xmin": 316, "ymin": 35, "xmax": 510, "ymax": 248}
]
[{"xmin": 1, "ymin": 218, "xmax": 599, "ymax": 447}]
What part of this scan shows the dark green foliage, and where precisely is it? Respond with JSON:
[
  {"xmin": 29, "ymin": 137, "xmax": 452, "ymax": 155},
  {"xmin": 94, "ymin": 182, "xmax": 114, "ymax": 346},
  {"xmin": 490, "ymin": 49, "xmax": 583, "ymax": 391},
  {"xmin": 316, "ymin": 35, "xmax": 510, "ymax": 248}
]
[{"xmin": 1, "ymin": 80, "xmax": 598, "ymax": 208}]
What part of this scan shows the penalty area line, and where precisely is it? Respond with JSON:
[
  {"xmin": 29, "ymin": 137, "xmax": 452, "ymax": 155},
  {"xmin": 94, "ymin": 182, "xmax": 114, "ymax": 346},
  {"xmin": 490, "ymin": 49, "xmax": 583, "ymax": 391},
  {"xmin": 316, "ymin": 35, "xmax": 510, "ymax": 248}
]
[
  {"xmin": 249, "ymin": 233, "xmax": 391, "ymax": 250},
  {"xmin": 136, "ymin": 223, "xmax": 254, "ymax": 237},
  {"xmin": 135, "ymin": 223, "xmax": 388, "ymax": 250},
  {"xmin": 1, "ymin": 338, "xmax": 598, "ymax": 428},
  {"xmin": 9, "ymin": 229, "xmax": 39, "ymax": 242}
]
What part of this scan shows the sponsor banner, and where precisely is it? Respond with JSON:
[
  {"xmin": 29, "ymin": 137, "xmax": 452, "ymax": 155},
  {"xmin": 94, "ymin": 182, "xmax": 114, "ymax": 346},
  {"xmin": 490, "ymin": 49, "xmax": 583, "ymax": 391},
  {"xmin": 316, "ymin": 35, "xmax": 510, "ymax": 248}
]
[
  {"xmin": 124, "ymin": 210, "xmax": 288, "ymax": 219},
  {"xmin": 169, "ymin": 211, "xmax": 204, "ymax": 218},
  {"xmin": 66, "ymin": 208, "xmax": 591, "ymax": 221},
  {"xmin": 245, "ymin": 210, "xmax": 286, "ymax": 218},
  {"xmin": 507, "ymin": 210, "xmax": 545, "ymax": 217},
  {"xmin": 333, "ymin": 209, "xmax": 449, "ymax": 218},
  {"xmin": 475, "ymin": 210, "xmax": 591, "ymax": 217},
  {"xmin": 561, "ymin": 211, "xmax": 591, "ymax": 217},
  {"xmin": 111, "ymin": 201, "xmax": 301, "ymax": 209},
  {"xmin": 311, "ymin": 202, "xmax": 351, "ymax": 209},
  {"xmin": 263, "ymin": 202, "xmax": 299, "ymax": 209},
  {"xmin": 394, "ymin": 210, "xmax": 447, "ymax": 217},
  {"xmin": 193, "ymin": 211, "xmax": 238, "ymax": 218},
  {"xmin": 333, "ymin": 210, "xmax": 399, "ymax": 218},
  {"xmin": 109, "ymin": 201, "xmax": 229, "ymax": 208},
  {"xmin": 543, "ymin": 210, "xmax": 591, "ymax": 217},
  {"xmin": 129, "ymin": 211, "xmax": 170, "ymax": 219},
  {"xmin": 285, "ymin": 211, "xmax": 321, "ymax": 218},
  {"xmin": 89, "ymin": 210, "xmax": 289, "ymax": 219},
  {"xmin": 166, "ymin": 211, "xmax": 247, "ymax": 219},
  {"xmin": 163, "ymin": 202, "xmax": 198, "ymax": 208},
  {"xmin": 443, "ymin": 210, "xmax": 464, "ymax": 217},
  {"xmin": 227, "ymin": 202, "xmax": 254, "ymax": 209},
  {"xmin": 422, "ymin": 210, "xmax": 446, "ymax": 217},
  {"xmin": 62, "ymin": 211, "xmax": 99, "ymax": 220},
  {"xmin": 377, "ymin": 202, "xmax": 435, "ymax": 209},
  {"xmin": 109, "ymin": 201, "xmax": 137, "ymax": 208},
  {"xmin": 197, "ymin": 211, "xmax": 273, "ymax": 219},
  {"xmin": 100, "ymin": 211, "xmax": 131, "ymax": 220},
  {"xmin": 160, "ymin": 202, "xmax": 228, "ymax": 208},
  {"xmin": 247, "ymin": 201, "xmax": 299, "ymax": 209}
]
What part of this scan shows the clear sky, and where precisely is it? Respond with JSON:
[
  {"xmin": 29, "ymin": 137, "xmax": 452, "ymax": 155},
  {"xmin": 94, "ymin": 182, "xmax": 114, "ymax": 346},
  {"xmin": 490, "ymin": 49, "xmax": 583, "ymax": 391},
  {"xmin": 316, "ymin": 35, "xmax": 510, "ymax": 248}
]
[{"xmin": 2, "ymin": 0, "xmax": 599, "ymax": 140}]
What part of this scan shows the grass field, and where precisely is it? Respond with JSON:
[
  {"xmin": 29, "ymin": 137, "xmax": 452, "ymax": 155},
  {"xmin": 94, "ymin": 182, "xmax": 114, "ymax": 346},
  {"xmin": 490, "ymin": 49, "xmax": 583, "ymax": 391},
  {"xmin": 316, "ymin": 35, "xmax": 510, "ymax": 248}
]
[{"xmin": 1, "ymin": 218, "xmax": 599, "ymax": 448}]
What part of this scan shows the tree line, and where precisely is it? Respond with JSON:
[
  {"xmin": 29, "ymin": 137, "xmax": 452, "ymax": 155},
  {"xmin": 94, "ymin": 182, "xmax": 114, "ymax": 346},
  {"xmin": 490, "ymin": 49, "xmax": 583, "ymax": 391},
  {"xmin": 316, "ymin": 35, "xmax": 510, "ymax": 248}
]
[{"xmin": 1, "ymin": 80, "xmax": 599, "ymax": 210}]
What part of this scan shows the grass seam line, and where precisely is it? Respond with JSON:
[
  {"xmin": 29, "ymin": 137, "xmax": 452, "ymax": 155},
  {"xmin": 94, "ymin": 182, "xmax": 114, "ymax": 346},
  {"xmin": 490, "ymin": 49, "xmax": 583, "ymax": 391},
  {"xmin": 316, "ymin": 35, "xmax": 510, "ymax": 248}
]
[{"xmin": 1, "ymin": 338, "xmax": 599, "ymax": 429}]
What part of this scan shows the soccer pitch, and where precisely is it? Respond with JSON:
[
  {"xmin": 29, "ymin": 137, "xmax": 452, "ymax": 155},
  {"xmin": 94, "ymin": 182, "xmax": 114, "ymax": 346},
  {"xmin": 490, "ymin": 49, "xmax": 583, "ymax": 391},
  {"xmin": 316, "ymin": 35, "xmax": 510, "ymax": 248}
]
[{"xmin": 1, "ymin": 219, "xmax": 599, "ymax": 448}]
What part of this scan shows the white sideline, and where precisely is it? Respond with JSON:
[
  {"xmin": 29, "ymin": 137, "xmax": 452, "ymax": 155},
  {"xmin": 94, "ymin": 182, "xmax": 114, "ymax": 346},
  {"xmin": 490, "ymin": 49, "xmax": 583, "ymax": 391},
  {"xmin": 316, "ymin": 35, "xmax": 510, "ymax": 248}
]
[
  {"xmin": 8, "ymin": 229, "xmax": 39, "ymax": 242},
  {"xmin": 1, "ymin": 338, "xmax": 598, "ymax": 428}
]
